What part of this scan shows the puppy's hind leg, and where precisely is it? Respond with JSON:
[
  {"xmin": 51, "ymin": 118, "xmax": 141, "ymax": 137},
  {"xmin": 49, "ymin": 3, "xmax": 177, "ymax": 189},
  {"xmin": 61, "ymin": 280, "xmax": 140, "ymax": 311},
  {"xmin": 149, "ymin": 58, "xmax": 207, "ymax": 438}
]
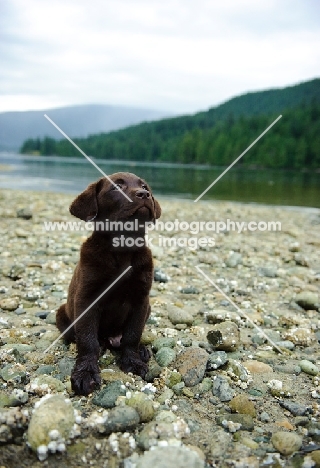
[
  {"xmin": 56, "ymin": 304, "xmax": 75, "ymax": 343},
  {"xmin": 139, "ymin": 304, "xmax": 151, "ymax": 362}
]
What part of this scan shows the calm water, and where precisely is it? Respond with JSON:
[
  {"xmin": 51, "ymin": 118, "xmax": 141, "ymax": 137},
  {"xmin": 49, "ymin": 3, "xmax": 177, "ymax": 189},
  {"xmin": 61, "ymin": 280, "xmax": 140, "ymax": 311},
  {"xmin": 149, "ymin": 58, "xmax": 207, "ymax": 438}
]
[{"xmin": 0, "ymin": 153, "xmax": 319, "ymax": 207}]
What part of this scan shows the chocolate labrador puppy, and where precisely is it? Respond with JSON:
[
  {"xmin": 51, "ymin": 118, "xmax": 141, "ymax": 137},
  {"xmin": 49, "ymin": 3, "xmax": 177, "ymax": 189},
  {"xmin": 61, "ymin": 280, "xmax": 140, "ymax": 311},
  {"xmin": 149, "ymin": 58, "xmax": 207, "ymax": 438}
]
[{"xmin": 56, "ymin": 172, "xmax": 161, "ymax": 395}]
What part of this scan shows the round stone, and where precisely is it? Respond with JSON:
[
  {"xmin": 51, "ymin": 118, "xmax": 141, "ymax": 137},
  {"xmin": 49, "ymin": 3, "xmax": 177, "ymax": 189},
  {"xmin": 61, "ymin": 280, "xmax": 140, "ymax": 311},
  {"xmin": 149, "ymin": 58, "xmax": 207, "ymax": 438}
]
[
  {"xmin": 271, "ymin": 431, "xmax": 302, "ymax": 456},
  {"xmin": 126, "ymin": 392, "xmax": 154, "ymax": 422},
  {"xmin": 175, "ymin": 347, "xmax": 209, "ymax": 387},
  {"xmin": 136, "ymin": 446, "xmax": 204, "ymax": 468},
  {"xmin": 155, "ymin": 347, "xmax": 176, "ymax": 367},
  {"xmin": 299, "ymin": 359, "xmax": 319, "ymax": 376},
  {"xmin": 243, "ymin": 360, "xmax": 273, "ymax": 374},
  {"xmin": 27, "ymin": 395, "xmax": 75, "ymax": 452},
  {"xmin": 207, "ymin": 321, "xmax": 240, "ymax": 352}
]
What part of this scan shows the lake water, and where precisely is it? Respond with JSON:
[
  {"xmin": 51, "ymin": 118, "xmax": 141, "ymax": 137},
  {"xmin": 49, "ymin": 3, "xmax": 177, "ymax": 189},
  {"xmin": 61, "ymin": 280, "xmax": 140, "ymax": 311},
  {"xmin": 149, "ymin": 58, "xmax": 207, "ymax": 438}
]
[{"xmin": 0, "ymin": 152, "xmax": 319, "ymax": 208}]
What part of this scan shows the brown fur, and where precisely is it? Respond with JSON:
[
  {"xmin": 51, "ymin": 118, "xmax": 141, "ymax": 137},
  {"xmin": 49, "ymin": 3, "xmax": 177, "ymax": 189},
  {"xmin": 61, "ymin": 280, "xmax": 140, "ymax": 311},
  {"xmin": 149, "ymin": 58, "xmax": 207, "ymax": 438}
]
[{"xmin": 56, "ymin": 172, "xmax": 161, "ymax": 395}]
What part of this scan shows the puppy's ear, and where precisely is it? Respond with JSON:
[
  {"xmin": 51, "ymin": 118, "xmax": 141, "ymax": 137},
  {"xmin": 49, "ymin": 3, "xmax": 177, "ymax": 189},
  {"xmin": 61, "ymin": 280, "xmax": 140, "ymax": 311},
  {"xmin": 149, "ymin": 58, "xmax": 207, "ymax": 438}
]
[
  {"xmin": 152, "ymin": 197, "xmax": 161, "ymax": 221},
  {"xmin": 70, "ymin": 179, "xmax": 102, "ymax": 221}
]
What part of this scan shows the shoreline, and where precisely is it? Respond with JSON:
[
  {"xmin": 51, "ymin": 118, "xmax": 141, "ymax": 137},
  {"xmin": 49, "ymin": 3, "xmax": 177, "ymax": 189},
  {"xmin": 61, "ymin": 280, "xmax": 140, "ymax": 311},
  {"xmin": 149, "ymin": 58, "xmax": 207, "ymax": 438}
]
[{"xmin": 1, "ymin": 187, "xmax": 320, "ymax": 213}]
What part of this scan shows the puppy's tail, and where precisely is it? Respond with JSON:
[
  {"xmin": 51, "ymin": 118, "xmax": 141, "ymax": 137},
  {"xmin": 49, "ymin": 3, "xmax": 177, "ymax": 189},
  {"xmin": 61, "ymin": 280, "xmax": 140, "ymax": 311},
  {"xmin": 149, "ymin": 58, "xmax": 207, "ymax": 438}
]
[{"xmin": 56, "ymin": 304, "xmax": 75, "ymax": 343}]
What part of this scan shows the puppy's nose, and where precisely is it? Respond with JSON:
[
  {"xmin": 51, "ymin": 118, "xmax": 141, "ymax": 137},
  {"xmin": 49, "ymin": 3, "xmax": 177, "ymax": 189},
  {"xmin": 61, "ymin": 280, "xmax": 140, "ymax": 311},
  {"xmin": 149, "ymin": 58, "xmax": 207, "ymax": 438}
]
[{"xmin": 135, "ymin": 189, "xmax": 150, "ymax": 199}]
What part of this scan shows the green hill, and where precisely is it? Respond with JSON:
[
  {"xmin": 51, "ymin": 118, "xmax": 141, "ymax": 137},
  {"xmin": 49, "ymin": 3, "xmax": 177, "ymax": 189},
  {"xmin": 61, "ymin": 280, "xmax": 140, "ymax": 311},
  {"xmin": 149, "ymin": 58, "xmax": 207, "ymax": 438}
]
[{"xmin": 21, "ymin": 78, "xmax": 320, "ymax": 169}]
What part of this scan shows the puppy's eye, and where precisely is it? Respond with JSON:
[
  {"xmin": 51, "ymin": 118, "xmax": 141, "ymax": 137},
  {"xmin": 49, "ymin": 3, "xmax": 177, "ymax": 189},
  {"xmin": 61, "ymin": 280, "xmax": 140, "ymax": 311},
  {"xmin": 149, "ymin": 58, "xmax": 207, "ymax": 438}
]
[
  {"xmin": 112, "ymin": 183, "xmax": 122, "ymax": 190},
  {"xmin": 141, "ymin": 184, "xmax": 148, "ymax": 190}
]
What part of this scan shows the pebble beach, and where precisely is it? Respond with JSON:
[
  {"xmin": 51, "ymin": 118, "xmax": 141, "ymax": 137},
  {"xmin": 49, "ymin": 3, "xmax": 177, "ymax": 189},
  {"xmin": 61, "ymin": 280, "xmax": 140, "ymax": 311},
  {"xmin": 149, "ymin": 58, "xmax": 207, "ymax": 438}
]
[{"xmin": 0, "ymin": 188, "xmax": 320, "ymax": 468}]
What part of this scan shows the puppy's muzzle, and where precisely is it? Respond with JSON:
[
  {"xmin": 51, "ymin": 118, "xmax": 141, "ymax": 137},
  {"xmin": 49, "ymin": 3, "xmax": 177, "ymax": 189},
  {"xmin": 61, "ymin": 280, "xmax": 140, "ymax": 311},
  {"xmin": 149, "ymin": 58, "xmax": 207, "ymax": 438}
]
[{"xmin": 135, "ymin": 189, "xmax": 150, "ymax": 199}]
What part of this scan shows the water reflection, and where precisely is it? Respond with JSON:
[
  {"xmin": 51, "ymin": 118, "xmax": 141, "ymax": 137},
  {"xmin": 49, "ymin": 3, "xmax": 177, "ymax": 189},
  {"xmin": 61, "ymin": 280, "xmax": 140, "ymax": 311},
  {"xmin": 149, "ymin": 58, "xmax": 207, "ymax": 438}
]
[{"xmin": 0, "ymin": 153, "xmax": 319, "ymax": 207}]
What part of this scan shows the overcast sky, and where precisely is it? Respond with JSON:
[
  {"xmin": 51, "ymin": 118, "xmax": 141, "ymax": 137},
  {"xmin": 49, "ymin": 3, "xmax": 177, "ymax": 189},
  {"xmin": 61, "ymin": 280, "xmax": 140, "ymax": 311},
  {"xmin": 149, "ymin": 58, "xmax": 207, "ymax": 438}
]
[{"xmin": 1, "ymin": 0, "xmax": 319, "ymax": 115}]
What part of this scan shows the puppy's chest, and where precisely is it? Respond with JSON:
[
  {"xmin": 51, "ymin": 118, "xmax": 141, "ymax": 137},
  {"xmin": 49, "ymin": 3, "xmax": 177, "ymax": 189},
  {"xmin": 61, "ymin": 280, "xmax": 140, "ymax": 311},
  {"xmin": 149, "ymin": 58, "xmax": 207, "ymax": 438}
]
[
  {"xmin": 84, "ymin": 249, "xmax": 153, "ymax": 298},
  {"xmin": 96, "ymin": 260, "xmax": 153, "ymax": 297}
]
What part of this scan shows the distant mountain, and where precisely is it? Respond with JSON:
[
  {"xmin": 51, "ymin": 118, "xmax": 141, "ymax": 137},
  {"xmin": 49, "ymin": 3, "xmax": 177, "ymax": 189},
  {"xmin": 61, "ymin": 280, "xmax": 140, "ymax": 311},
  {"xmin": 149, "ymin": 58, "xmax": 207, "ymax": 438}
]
[
  {"xmin": 0, "ymin": 104, "xmax": 170, "ymax": 151},
  {"xmin": 20, "ymin": 78, "xmax": 320, "ymax": 170}
]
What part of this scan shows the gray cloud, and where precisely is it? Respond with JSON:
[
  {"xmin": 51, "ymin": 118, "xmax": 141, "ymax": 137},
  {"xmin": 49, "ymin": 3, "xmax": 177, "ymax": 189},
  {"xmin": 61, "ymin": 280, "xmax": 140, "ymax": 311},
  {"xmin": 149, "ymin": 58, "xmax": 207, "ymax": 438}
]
[{"xmin": 0, "ymin": 0, "xmax": 319, "ymax": 113}]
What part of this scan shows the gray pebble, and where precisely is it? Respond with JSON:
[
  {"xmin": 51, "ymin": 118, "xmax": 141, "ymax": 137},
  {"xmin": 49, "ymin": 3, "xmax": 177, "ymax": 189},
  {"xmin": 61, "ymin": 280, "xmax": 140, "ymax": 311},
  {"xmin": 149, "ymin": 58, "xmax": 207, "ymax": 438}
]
[
  {"xmin": 0, "ymin": 317, "xmax": 11, "ymax": 329},
  {"xmin": 258, "ymin": 267, "xmax": 277, "ymax": 278},
  {"xmin": 220, "ymin": 300, "xmax": 230, "ymax": 307},
  {"xmin": 181, "ymin": 337, "xmax": 193, "ymax": 347},
  {"xmin": 27, "ymin": 375, "xmax": 65, "ymax": 393},
  {"xmin": 294, "ymin": 253, "xmax": 309, "ymax": 266},
  {"xmin": 271, "ymin": 431, "xmax": 302, "ymax": 456},
  {"xmin": 0, "ymin": 297, "xmax": 20, "ymax": 311},
  {"xmin": 145, "ymin": 362, "xmax": 162, "ymax": 382},
  {"xmin": 137, "ymin": 420, "xmax": 190, "ymax": 451},
  {"xmin": 103, "ymin": 406, "xmax": 140, "ymax": 434},
  {"xmin": 274, "ymin": 364, "xmax": 301, "ymax": 374},
  {"xmin": 275, "ymin": 340, "xmax": 295, "ymax": 350},
  {"xmin": 251, "ymin": 334, "xmax": 265, "ymax": 345},
  {"xmin": 0, "ymin": 343, "xmax": 35, "ymax": 354},
  {"xmin": 136, "ymin": 445, "xmax": 204, "ymax": 468},
  {"xmin": 152, "ymin": 337, "xmax": 176, "ymax": 352},
  {"xmin": 58, "ymin": 357, "xmax": 75, "ymax": 377},
  {"xmin": 154, "ymin": 269, "xmax": 169, "ymax": 283},
  {"xmin": 259, "ymin": 411, "xmax": 271, "ymax": 422},
  {"xmin": 8, "ymin": 264, "xmax": 26, "ymax": 280},
  {"xmin": 180, "ymin": 286, "xmax": 199, "ymax": 294},
  {"xmin": 299, "ymin": 359, "xmax": 319, "ymax": 376},
  {"xmin": 0, "ymin": 393, "xmax": 12, "ymax": 408},
  {"xmin": 0, "ymin": 390, "xmax": 28, "ymax": 407},
  {"xmin": 207, "ymin": 321, "xmax": 240, "ymax": 352},
  {"xmin": 207, "ymin": 351, "xmax": 228, "ymax": 370},
  {"xmin": 0, "ymin": 407, "xmax": 29, "ymax": 443},
  {"xmin": 93, "ymin": 381, "xmax": 126, "ymax": 408},
  {"xmin": 168, "ymin": 307, "xmax": 194, "ymax": 326},
  {"xmin": 227, "ymin": 359, "xmax": 249, "ymax": 382},
  {"xmin": 126, "ymin": 392, "xmax": 155, "ymax": 422},
  {"xmin": 279, "ymin": 400, "xmax": 311, "ymax": 416},
  {"xmin": 27, "ymin": 395, "xmax": 74, "ymax": 453},
  {"xmin": 17, "ymin": 207, "xmax": 32, "ymax": 220},
  {"xmin": 155, "ymin": 347, "xmax": 176, "ymax": 367},
  {"xmin": 195, "ymin": 377, "xmax": 213, "ymax": 395},
  {"xmin": 54, "ymin": 248, "xmax": 70, "ymax": 256},
  {"xmin": 35, "ymin": 365, "xmax": 56, "ymax": 376},
  {"xmin": 45, "ymin": 312, "xmax": 57, "ymax": 325},
  {"xmin": 295, "ymin": 292, "xmax": 319, "ymax": 310},
  {"xmin": 307, "ymin": 421, "xmax": 320, "ymax": 439},
  {"xmin": 294, "ymin": 416, "xmax": 310, "ymax": 426},
  {"xmin": 212, "ymin": 376, "xmax": 235, "ymax": 402},
  {"xmin": 14, "ymin": 307, "xmax": 26, "ymax": 315},
  {"xmin": 35, "ymin": 311, "xmax": 50, "ymax": 319},
  {"xmin": 157, "ymin": 389, "xmax": 174, "ymax": 404},
  {"xmin": 216, "ymin": 413, "xmax": 254, "ymax": 431},
  {"xmin": 175, "ymin": 347, "xmax": 208, "ymax": 387},
  {"xmin": 225, "ymin": 253, "xmax": 242, "ymax": 268},
  {"xmin": 210, "ymin": 428, "xmax": 232, "ymax": 457},
  {"xmin": 0, "ymin": 364, "xmax": 27, "ymax": 383},
  {"xmin": 172, "ymin": 382, "xmax": 185, "ymax": 395}
]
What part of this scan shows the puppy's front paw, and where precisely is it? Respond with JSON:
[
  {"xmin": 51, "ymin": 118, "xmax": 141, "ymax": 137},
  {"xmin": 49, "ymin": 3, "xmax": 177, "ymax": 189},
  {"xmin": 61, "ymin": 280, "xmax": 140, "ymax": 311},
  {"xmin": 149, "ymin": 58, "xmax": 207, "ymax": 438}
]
[
  {"xmin": 71, "ymin": 362, "xmax": 101, "ymax": 395},
  {"xmin": 139, "ymin": 345, "xmax": 151, "ymax": 363},
  {"xmin": 120, "ymin": 351, "xmax": 148, "ymax": 379}
]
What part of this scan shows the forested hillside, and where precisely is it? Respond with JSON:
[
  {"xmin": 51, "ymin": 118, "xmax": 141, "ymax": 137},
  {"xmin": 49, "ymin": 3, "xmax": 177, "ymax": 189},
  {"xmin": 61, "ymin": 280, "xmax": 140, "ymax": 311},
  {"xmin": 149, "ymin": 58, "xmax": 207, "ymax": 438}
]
[{"xmin": 21, "ymin": 79, "xmax": 320, "ymax": 169}]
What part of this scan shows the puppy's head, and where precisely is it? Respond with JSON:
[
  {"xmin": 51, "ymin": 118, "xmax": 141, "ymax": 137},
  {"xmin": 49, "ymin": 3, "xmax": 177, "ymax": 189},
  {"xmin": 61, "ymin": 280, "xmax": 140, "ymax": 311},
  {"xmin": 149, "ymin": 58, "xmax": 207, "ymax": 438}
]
[{"xmin": 70, "ymin": 172, "xmax": 161, "ymax": 224}]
